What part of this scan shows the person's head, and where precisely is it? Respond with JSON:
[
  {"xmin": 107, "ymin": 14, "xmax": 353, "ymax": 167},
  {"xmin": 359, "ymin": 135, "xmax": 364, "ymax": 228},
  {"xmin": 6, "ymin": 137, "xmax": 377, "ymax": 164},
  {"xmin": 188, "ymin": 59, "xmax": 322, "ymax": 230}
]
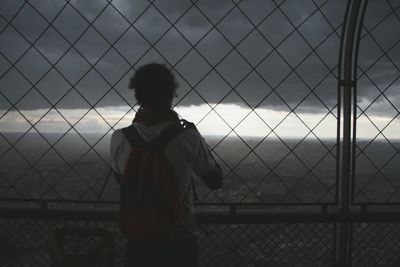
[{"xmin": 129, "ymin": 63, "xmax": 178, "ymax": 111}]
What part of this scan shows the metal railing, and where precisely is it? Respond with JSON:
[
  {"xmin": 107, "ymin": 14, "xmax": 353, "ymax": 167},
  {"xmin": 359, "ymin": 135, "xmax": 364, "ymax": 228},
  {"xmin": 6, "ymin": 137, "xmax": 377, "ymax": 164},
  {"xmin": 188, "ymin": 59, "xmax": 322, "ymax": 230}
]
[
  {"xmin": 1, "ymin": 202, "xmax": 400, "ymax": 266},
  {"xmin": 1, "ymin": 0, "xmax": 400, "ymax": 266}
]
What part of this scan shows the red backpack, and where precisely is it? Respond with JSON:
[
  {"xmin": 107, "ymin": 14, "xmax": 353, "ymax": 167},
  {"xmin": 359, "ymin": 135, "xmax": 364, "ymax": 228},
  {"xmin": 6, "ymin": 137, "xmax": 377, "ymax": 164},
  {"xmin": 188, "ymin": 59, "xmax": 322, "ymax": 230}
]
[{"xmin": 119, "ymin": 121, "xmax": 194, "ymax": 243}]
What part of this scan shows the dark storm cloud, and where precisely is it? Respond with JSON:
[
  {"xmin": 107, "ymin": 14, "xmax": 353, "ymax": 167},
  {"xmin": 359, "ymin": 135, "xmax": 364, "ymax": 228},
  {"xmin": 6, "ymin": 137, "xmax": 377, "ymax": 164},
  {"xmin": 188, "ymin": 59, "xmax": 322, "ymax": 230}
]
[{"xmin": 0, "ymin": 0, "xmax": 399, "ymax": 114}]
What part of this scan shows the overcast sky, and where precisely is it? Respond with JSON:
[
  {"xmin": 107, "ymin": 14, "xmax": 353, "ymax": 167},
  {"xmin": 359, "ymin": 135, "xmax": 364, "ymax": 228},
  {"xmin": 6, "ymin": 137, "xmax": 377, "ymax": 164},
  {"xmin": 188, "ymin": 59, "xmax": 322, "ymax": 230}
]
[{"xmin": 0, "ymin": 0, "xmax": 399, "ymax": 138}]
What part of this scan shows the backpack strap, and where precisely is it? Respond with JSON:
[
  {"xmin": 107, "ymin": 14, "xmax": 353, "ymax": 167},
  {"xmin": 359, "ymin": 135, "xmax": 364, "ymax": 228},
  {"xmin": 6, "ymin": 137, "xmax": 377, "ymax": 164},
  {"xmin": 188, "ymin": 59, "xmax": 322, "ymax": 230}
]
[
  {"xmin": 122, "ymin": 125, "xmax": 146, "ymax": 148},
  {"xmin": 151, "ymin": 119, "xmax": 196, "ymax": 149},
  {"xmin": 178, "ymin": 120, "xmax": 200, "ymax": 201},
  {"xmin": 122, "ymin": 120, "xmax": 196, "ymax": 150},
  {"xmin": 180, "ymin": 119, "xmax": 196, "ymax": 130}
]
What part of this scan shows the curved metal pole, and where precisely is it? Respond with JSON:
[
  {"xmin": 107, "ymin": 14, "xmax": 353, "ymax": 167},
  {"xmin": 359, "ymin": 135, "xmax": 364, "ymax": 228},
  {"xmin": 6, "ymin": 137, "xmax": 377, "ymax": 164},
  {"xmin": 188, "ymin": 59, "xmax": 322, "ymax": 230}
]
[
  {"xmin": 350, "ymin": 0, "xmax": 369, "ymax": 208},
  {"xmin": 337, "ymin": 0, "xmax": 368, "ymax": 265}
]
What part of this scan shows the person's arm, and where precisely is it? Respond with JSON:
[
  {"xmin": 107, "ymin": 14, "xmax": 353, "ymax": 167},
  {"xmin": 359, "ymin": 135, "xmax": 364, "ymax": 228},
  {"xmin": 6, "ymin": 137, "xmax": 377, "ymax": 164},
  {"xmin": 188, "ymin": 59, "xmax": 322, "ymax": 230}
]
[
  {"xmin": 110, "ymin": 130, "xmax": 123, "ymax": 184},
  {"xmin": 193, "ymin": 132, "xmax": 223, "ymax": 190},
  {"xmin": 200, "ymin": 149, "xmax": 222, "ymax": 190},
  {"xmin": 113, "ymin": 171, "xmax": 123, "ymax": 185}
]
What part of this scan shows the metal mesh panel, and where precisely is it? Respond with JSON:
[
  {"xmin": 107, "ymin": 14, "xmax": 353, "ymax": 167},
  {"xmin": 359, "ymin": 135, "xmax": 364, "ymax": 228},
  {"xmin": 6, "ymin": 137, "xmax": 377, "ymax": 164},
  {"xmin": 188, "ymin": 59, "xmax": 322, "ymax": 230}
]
[
  {"xmin": 353, "ymin": 0, "xmax": 400, "ymax": 204},
  {"xmin": 198, "ymin": 223, "xmax": 334, "ymax": 267},
  {"xmin": 351, "ymin": 222, "xmax": 400, "ymax": 267},
  {"xmin": 0, "ymin": 218, "xmax": 335, "ymax": 267},
  {"xmin": 0, "ymin": 0, "xmax": 346, "ymax": 204},
  {"xmin": 0, "ymin": 218, "xmax": 123, "ymax": 266},
  {"xmin": 1, "ymin": 1, "xmax": 400, "ymax": 266},
  {"xmin": 49, "ymin": 227, "xmax": 113, "ymax": 266}
]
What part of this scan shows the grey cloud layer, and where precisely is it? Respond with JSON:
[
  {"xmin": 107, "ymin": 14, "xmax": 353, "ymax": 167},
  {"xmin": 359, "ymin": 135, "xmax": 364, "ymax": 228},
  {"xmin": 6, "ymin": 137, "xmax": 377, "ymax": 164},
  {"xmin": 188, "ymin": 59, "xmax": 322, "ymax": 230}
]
[{"xmin": 0, "ymin": 0, "xmax": 399, "ymax": 115}]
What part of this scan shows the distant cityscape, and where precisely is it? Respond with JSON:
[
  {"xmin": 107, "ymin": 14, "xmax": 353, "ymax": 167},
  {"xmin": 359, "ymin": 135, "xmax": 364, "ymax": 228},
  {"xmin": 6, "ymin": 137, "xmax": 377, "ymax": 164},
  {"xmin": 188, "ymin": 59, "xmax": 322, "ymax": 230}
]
[{"xmin": 1, "ymin": 132, "xmax": 398, "ymax": 204}]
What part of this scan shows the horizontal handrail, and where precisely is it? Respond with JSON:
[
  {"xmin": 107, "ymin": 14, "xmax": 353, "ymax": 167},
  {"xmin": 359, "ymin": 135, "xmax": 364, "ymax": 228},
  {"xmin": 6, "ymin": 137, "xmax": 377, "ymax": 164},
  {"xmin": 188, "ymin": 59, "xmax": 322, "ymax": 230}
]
[
  {"xmin": 1, "ymin": 206, "xmax": 400, "ymax": 223},
  {"xmin": 0, "ymin": 197, "xmax": 336, "ymax": 206}
]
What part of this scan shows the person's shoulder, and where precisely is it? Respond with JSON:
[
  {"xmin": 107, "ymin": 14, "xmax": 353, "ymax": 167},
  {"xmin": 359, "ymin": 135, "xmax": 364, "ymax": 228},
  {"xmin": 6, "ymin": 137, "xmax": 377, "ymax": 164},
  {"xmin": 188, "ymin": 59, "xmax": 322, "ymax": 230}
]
[
  {"xmin": 111, "ymin": 128, "xmax": 124, "ymax": 138},
  {"xmin": 182, "ymin": 126, "xmax": 201, "ymax": 138},
  {"xmin": 178, "ymin": 122, "xmax": 204, "ymax": 145},
  {"xmin": 110, "ymin": 128, "xmax": 125, "ymax": 146}
]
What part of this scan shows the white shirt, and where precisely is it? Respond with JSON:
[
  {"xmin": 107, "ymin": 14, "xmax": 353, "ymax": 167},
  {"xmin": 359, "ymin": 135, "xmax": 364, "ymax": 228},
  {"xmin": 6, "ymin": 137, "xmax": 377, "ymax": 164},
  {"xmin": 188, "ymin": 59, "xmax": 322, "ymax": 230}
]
[{"xmin": 110, "ymin": 121, "xmax": 215, "ymax": 235}]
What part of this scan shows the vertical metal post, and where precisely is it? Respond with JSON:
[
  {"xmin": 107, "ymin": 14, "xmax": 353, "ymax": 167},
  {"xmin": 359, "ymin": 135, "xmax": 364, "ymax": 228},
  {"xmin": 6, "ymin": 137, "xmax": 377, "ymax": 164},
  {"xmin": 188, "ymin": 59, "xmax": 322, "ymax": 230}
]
[{"xmin": 337, "ymin": 0, "xmax": 368, "ymax": 266}]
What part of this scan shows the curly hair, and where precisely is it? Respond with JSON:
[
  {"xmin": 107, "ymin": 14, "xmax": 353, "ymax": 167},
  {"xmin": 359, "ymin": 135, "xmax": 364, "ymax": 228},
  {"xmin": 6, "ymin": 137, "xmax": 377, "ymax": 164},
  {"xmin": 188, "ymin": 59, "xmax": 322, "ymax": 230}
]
[{"xmin": 129, "ymin": 63, "xmax": 178, "ymax": 111}]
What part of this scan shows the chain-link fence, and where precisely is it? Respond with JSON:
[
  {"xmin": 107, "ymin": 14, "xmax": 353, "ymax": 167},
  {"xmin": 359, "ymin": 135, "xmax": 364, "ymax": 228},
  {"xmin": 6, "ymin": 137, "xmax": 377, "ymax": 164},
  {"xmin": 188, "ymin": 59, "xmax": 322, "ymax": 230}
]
[
  {"xmin": 1, "ymin": 215, "xmax": 400, "ymax": 266},
  {"xmin": 1, "ymin": 0, "xmax": 400, "ymax": 266},
  {"xmin": 0, "ymin": 0, "xmax": 347, "ymax": 205},
  {"xmin": 0, "ymin": 217, "xmax": 337, "ymax": 267},
  {"xmin": 353, "ymin": 0, "xmax": 400, "ymax": 204},
  {"xmin": 351, "ymin": 222, "xmax": 400, "ymax": 267}
]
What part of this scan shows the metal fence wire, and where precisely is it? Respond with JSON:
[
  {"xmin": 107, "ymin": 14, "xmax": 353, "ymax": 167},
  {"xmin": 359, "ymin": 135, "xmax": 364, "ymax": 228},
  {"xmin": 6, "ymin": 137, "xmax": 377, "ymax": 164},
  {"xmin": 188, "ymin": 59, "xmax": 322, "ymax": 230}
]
[
  {"xmin": 0, "ymin": 0, "xmax": 346, "ymax": 204},
  {"xmin": 353, "ymin": 0, "xmax": 400, "ymax": 204},
  {"xmin": 351, "ymin": 222, "xmax": 400, "ymax": 267},
  {"xmin": 1, "ymin": 217, "xmax": 400, "ymax": 267},
  {"xmin": 1, "ymin": 0, "xmax": 400, "ymax": 266},
  {"xmin": 0, "ymin": 218, "xmax": 337, "ymax": 267}
]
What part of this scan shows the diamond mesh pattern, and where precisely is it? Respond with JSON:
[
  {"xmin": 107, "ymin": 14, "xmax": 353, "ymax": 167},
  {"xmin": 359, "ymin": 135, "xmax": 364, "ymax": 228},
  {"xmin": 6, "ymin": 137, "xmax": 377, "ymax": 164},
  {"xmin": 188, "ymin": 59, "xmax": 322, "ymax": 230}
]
[
  {"xmin": 49, "ymin": 227, "xmax": 113, "ymax": 266},
  {"xmin": 353, "ymin": 0, "xmax": 400, "ymax": 204},
  {"xmin": 0, "ymin": 218, "xmax": 335, "ymax": 267},
  {"xmin": 198, "ymin": 222, "xmax": 334, "ymax": 267},
  {"xmin": 352, "ymin": 222, "xmax": 400, "ymax": 267},
  {"xmin": 1, "ymin": 1, "xmax": 400, "ymax": 266},
  {"xmin": 0, "ymin": 219, "xmax": 123, "ymax": 266},
  {"xmin": 0, "ymin": 0, "xmax": 345, "ymax": 205}
]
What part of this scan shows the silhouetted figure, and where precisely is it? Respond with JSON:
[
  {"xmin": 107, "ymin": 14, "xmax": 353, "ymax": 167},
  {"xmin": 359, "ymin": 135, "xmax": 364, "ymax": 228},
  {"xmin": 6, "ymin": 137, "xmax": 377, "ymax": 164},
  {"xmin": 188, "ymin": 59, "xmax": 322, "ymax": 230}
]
[{"xmin": 110, "ymin": 63, "xmax": 223, "ymax": 267}]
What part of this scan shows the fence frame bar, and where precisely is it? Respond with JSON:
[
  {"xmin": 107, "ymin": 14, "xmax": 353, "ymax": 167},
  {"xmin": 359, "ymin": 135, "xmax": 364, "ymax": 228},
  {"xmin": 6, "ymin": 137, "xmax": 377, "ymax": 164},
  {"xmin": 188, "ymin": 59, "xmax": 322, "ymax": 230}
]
[
  {"xmin": 2, "ymin": 207, "xmax": 400, "ymax": 223},
  {"xmin": 337, "ymin": 0, "xmax": 369, "ymax": 265}
]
